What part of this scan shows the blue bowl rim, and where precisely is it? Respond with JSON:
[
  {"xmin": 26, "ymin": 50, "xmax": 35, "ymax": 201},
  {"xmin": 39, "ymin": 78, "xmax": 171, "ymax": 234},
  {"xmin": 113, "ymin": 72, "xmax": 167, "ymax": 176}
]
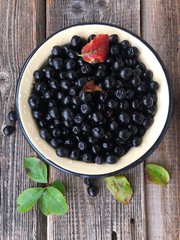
[{"xmin": 15, "ymin": 22, "xmax": 173, "ymax": 178}]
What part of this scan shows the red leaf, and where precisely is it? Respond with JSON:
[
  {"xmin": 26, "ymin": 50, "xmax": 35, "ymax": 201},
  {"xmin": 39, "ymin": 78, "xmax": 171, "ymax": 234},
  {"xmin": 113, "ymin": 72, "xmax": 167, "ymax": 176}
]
[
  {"xmin": 82, "ymin": 80, "xmax": 102, "ymax": 92},
  {"xmin": 79, "ymin": 34, "xmax": 109, "ymax": 64}
]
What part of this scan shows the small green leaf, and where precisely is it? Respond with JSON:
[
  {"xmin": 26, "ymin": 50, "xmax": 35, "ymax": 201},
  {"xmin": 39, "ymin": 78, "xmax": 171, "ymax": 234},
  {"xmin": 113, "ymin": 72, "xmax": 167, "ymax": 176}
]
[
  {"xmin": 38, "ymin": 193, "xmax": 51, "ymax": 216},
  {"xmin": 145, "ymin": 164, "xmax": 170, "ymax": 185},
  {"xmin": 38, "ymin": 186, "xmax": 68, "ymax": 216},
  {"xmin": 105, "ymin": 176, "xmax": 133, "ymax": 205},
  {"xmin": 51, "ymin": 180, "xmax": 66, "ymax": 195},
  {"xmin": 17, "ymin": 188, "xmax": 44, "ymax": 213},
  {"xmin": 24, "ymin": 157, "xmax": 48, "ymax": 183}
]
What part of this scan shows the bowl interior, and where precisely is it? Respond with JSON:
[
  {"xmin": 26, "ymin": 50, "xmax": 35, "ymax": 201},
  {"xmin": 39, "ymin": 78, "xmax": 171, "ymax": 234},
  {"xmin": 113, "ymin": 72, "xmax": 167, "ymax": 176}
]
[{"xmin": 16, "ymin": 23, "xmax": 171, "ymax": 177}]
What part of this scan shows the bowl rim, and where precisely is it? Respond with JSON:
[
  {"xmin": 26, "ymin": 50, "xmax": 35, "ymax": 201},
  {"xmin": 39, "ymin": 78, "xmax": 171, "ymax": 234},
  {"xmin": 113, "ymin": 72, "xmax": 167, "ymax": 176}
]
[{"xmin": 15, "ymin": 22, "xmax": 173, "ymax": 178}]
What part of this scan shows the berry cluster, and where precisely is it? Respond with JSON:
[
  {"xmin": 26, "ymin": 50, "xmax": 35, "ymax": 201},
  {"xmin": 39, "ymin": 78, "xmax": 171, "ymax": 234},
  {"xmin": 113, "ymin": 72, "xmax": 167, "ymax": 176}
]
[{"xmin": 28, "ymin": 34, "xmax": 159, "ymax": 164}]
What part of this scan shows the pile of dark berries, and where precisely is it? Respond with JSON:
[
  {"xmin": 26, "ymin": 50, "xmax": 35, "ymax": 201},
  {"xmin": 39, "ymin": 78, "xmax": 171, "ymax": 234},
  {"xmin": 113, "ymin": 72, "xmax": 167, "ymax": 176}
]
[
  {"xmin": 28, "ymin": 34, "xmax": 159, "ymax": 164},
  {"xmin": 3, "ymin": 110, "xmax": 17, "ymax": 135}
]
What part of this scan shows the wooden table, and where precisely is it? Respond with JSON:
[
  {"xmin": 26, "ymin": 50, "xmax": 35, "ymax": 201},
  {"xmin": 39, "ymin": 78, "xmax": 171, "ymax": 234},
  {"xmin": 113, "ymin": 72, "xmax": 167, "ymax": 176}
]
[{"xmin": 0, "ymin": 1, "xmax": 180, "ymax": 239}]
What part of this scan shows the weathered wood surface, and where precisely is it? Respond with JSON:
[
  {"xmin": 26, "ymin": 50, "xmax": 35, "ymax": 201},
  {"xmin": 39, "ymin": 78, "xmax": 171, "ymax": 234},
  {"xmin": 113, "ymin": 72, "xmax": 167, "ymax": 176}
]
[
  {"xmin": 142, "ymin": 0, "xmax": 180, "ymax": 239},
  {"xmin": 0, "ymin": 0, "xmax": 179, "ymax": 240},
  {"xmin": 0, "ymin": 1, "xmax": 47, "ymax": 240}
]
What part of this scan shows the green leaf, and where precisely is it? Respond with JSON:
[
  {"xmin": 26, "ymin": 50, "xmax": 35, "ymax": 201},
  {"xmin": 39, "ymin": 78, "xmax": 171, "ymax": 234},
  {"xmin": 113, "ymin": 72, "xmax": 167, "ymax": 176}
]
[
  {"xmin": 105, "ymin": 176, "xmax": 133, "ymax": 205},
  {"xmin": 24, "ymin": 157, "xmax": 48, "ymax": 183},
  {"xmin": 17, "ymin": 187, "xmax": 44, "ymax": 213},
  {"xmin": 145, "ymin": 164, "xmax": 170, "ymax": 185},
  {"xmin": 38, "ymin": 193, "xmax": 51, "ymax": 216},
  {"xmin": 51, "ymin": 180, "xmax": 65, "ymax": 195},
  {"xmin": 38, "ymin": 186, "xmax": 68, "ymax": 216}
]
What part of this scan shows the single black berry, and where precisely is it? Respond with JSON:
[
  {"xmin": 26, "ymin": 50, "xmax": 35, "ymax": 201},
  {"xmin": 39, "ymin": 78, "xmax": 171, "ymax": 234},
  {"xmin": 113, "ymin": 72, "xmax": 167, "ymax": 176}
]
[
  {"xmin": 8, "ymin": 111, "xmax": 17, "ymax": 122},
  {"xmin": 3, "ymin": 126, "xmax": 15, "ymax": 136},
  {"xmin": 87, "ymin": 185, "xmax": 99, "ymax": 197}
]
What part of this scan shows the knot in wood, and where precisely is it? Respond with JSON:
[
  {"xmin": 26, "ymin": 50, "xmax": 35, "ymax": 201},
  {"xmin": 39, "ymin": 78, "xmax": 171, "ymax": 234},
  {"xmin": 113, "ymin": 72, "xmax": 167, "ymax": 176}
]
[
  {"xmin": 0, "ymin": 70, "xmax": 9, "ymax": 82},
  {"xmin": 96, "ymin": 0, "xmax": 110, "ymax": 11},
  {"xmin": 67, "ymin": 0, "xmax": 86, "ymax": 19},
  {"xmin": 0, "ymin": 70, "xmax": 10, "ymax": 93}
]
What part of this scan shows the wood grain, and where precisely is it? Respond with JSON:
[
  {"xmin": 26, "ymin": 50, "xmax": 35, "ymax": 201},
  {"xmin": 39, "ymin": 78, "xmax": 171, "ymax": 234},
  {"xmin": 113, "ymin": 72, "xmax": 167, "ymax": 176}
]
[
  {"xmin": 46, "ymin": 1, "xmax": 147, "ymax": 240},
  {"xmin": 142, "ymin": 0, "xmax": 180, "ymax": 239},
  {"xmin": 0, "ymin": 1, "xmax": 46, "ymax": 240}
]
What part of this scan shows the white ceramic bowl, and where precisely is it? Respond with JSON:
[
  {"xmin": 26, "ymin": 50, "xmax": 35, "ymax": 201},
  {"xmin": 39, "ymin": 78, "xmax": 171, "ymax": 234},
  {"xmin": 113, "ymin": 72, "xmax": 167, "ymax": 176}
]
[{"xmin": 16, "ymin": 23, "xmax": 172, "ymax": 178}]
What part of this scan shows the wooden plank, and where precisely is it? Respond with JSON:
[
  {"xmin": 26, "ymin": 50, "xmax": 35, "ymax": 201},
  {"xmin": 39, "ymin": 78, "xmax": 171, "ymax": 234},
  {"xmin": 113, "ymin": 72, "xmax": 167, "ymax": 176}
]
[
  {"xmin": 46, "ymin": 1, "xmax": 147, "ymax": 239},
  {"xmin": 141, "ymin": 0, "xmax": 180, "ymax": 239},
  {"xmin": 0, "ymin": 1, "xmax": 46, "ymax": 240}
]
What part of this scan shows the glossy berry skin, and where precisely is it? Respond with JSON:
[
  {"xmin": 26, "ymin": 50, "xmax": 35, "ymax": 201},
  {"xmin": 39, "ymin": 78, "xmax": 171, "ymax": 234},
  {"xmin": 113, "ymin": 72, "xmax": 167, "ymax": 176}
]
[
  {"xmin": 114, "ymin": 146, "xmax": 125, "ymax": 157},
  {"xmin": 92, "ymin": 127, "xmax": 105, "ymax": 139},
  {"xmin": 119, "ymin": 67, "xmax": 132, "ymax": 80},
  {"xmin": 132, "ymin": 112, "xmax": 145, "ymax": 124},
  {"xmin": 28, "ymin": 94, "xmax": 40, "ymax": 108},
  {"xmin": 3, "ymin": 126, "xmax": 15, "ymax": 136},
  {"xmin": 78, "ymin": 141, "xmax": 87, "ymax": 151},
  {"xmin": 43, "ymin": 90, "xmax": 53, "ymax": 99},
  {"xmin": 76, "ymin": 77, "xmax": 87, "ymax": 88},
  {"xmin": 131, "ymin": 136, "xmax": 142, "ymax": 147},
  {"xmin": 92, "ymin": 145, "xmax": 101, "ymax": 154},
  {"xmin": 82, "ymin": 153, "xmax": 92, "ymax": 163},
  {"xmin": 49, "ymin": 107, "xmax": 59, "ymax": 119},
  {"xmin": 33, "ymin": 70, "xmax": 42, "ymax": 80},
  {"xmin": 110, "ymin": 45, "xmax": 119, "ymax": 55},
  {"xmin": 67, "ymin": 49, "xmax": 77, "ymax": 59},
  {"xmin": 147, "ymin": 105, "xmax": 157, "ymax": 116},
  {"xmin": 80, "ymin": 103, "xmax": 91, "ymax": 115},
  {"xmin": 106, "ymin": 155, "xmax": 118, "ymax": 164},
  {"xmin": 65, "ymin": 59, "xmax": 76, "ymax": 70},
  {"xmin": 131, "ymin": 75, "xmax": 141, "ymax": 87},
  {"xmin": 95, "ymin": 69, "xmax": 106, "ymax": 79},
  {"xmin": 72, "ymin": 125, "xmax": 81, "ymax": 135},
  {"xmin": 39, "ymin": 128, "xmax": 51, "ymax": 140},
  {"xmin": 94, "ymin": 156, "xmax": 103, "ymax": 164},
  {"xmin": 142, "ymin": 96, "xmax": 153, "ymax": 108},
  {"xmin": 88, "ymin": 34, "xmax": 96, "ymax": 42},
  {"xmin": 149, "ymin": 80, "xmax": 159, "ymax": 91},
  {"xmin": 118, "ymin": 113, "xmax": 130, "ymax": 124},
  {"xmin": 70, "ymin": 149, "xmax": 80, "ymax": 160},
  {"xmin": 107, "ymin": 99, "xmax": 119, "ymax": 109},
  {"xmin": 81, "ymin": 63, "xmax": 91, "ymax": 75},
  {"xmin": 79, "ymin": 90, "xmax": 92, "ymax": 103},
  {"xmin": 52, "ymin": 46, "xmax": 62, "ymax": 56},
  {"xmin": 109, "ymin": 34, "xmax": 118, "ymax": 44},
  {"xmin": 52, "ymin": 57, "xmax": 63, "ymax": 70},
  {"xmin": 8, "ymin": 111, "xmax": 17, "ymax": 122},
  {"xmin": 56, "ymin": 147, "xmax": 69, "ymax": 157},
  {"xmin": 74, "ymin": 114, "xmax": 84, "ymax": 124},
  {"xmin": 84, "ymin": 178, "xmax": 94, "ymax": 185},
  {"xmin": 119, "ymin": 40, "xmax": 130, "ymax": 50},
  {"xmin": 143, "ymin": 117, "xmax": 154, "ymax": 129},
  {"xmin": 113, "ymin": 59, "xmax": 124, "ymax": 71},
  {"xmin": 61, "ymin": 108, "xmax": 74, "ymax": 121},
  {"xmin": 126, "ymin": 47, "xmax": 139, "ymax": 58},
  {"xmin": 71, "ymin": 35, "xmax": 81, "ymax": 47},
  {"xmin": 50, "ymin": 138, "xmax": 62, "ymax": 148},
  {"xmin": 118, "ymin": 129, "xmax": 131, "ymax": 140},
  {"xmin": 92, "ymin": 112, "xmax": 103, "ymax": 122},
  {"xmin": 115, "ymin": 88, "xmax": 126, "ymax": 100},
  {"xmin": 32, "ymin": 110, "xmax": 42, "ymax": 119},
  {"xmin": 104, "ymin": 76, "xmax": 115, "ymax": 89},
  {"xmin": 143, "ymin": 70, "xmax": 153, "ymax": 81},
  {"xmin": 87, "ymin": 185, "xmax": 99, "ymax": 197},
  {"xmin": 60, "ymin": 80, "xmax": 71, "ymax": 90},
  {"xmin": 109, "ymin": 121, "xmax": 118, "ymax": 132}
]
